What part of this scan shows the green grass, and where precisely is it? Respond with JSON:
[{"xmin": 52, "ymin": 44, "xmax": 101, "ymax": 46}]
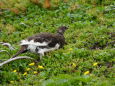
[{"xmin": 0, "ymin": 0, "xmax": 115, "ymax": 85}]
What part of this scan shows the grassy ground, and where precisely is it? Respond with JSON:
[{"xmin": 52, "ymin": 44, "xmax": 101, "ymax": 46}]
[{"xmin": 0, "ymin": 0, "xmax": 115, "ymax": 86}]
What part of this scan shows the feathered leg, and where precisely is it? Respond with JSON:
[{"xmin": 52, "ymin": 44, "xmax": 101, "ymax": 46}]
[
  {"xmin": 36, "ymin": 53, "xmax": 44, "ymax": 61},
  {"xmin": 12, "ymin": 45, "xmax": 28, "ymax": 58},
  {"xmin": 40, "ymin": 53, "xmax": 44, "ymax": 60}
]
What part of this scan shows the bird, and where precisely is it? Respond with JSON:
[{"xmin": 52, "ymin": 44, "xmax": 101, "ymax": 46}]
[{"xmin": 12, "ymin": 26, "xmax": 68, "ymax": 61}]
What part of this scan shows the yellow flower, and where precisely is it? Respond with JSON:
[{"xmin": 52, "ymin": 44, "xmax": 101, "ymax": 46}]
[
  {"xmin": 93, "ymin": 62, "xmax": 98, "ymax": 66},
  {"xmin": 29, "ymin": 62, "xmax": 35, "ymax": 66},
  {"xmin": 23, "ymin": 72, "xmax": 27, "ymax": 76},
  {"xmin": 84, "ymin": 71, "xmax": 90, "ymax": 75},
  {"xmin": 72, "ymin": 63, "xmax": 76, "ymax": 68},
  {"xmin": 13, "ymin": 70, "xmax": 17, "ymax": 73},
  {"xmin": 33, "ymin": 71, "xmax": 38, "ymax": 74},
  {"xmin": 26, "ymin": 68, "xmax": 31, "ymax": 71},
  {"xmin": 68, "ymin": 48, "xmax": 73, "ymax": 51},
  {"xmin": 38, "ymin": 65, "xmax": 44, "ymax": 69},
  {"xmin": 10, "ymin": 81, "xmax": 14, "ymax": 84}
]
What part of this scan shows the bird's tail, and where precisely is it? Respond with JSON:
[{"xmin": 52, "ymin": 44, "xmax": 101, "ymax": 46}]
[
  {"xmin": 57, "ymin": 26, "xmax": 68, "ymax": 35},
  {"xmin": 12, "ymin": 45, "xmax": 27, "ymax": 58}
]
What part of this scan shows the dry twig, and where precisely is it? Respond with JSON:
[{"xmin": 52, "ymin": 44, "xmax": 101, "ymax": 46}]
[
  {"xmin": 0, "ymin": 50, "xmax": 10, "ymax": 57},
  {"xmin": 0, "ymin": 56, "xmax": 34, "ymax": 67},
  {"xmin": 0, "ymin": 42, "xmax": 15, "ymax": 50}
]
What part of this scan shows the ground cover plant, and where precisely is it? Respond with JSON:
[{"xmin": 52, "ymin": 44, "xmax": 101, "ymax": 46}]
[{"xmin": 0, "ymin": 0, "xmax": 115, "ymax": 85}]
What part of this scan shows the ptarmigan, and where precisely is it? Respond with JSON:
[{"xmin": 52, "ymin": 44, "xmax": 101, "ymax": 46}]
[{"xmin": 12, "ymin": 26, "xmax": 68, "ymax": 60}]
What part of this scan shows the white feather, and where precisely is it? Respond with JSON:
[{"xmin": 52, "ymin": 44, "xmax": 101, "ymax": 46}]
[
  {"xmin": 20, "ymin": 40, "xmax": 48, "ymax": 46},
  {"xmin": 27, "ymin": 45, "xmax": 37, "ymax": 53},
  {"xmin": 38, "ymin": 43, "xmax": 60, "ymax": 54},
  {"xmin": 20, "ymin": 39, "xmax": 60, "ymax": 60}
]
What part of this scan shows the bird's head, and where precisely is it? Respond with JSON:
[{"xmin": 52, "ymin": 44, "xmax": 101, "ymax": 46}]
[{"xmin": 57, "ymin": 26, "xmax": 68, "ymax": 35}]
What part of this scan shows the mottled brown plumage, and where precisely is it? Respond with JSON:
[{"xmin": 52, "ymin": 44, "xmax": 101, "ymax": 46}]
[{"xmin": 12, "ymin": 26, "xmax": 68, "ymax": 60}]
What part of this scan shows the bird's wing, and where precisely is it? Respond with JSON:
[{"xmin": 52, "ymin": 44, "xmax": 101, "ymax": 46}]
[
  {"xmin": 20, "ymin": 36, "xmax": 52, "ymax": 46},
  {"xmin": 20, "ymin": 40, "xmax": 49, "ymax": 46}
]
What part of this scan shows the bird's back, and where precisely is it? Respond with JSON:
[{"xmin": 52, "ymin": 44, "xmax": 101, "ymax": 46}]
[{"xmin": 20, "ymin": 33, "xmax": 65, "ymax": 53}]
